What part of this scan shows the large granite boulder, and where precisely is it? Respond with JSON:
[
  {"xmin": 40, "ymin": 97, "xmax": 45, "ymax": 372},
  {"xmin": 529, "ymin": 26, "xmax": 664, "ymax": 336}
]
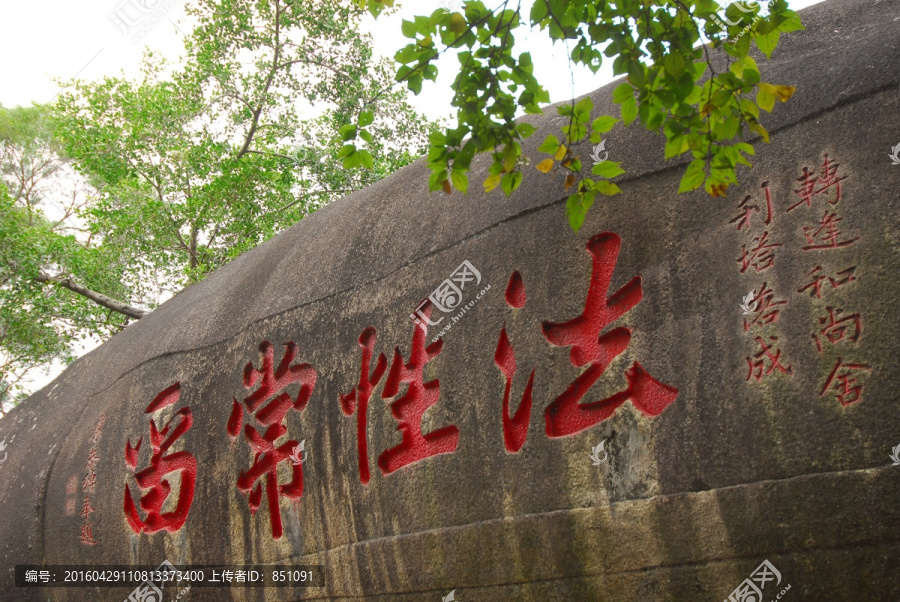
[{"xmin": 1, "ymin": 0, "xmax": 898, "ymax": 599}]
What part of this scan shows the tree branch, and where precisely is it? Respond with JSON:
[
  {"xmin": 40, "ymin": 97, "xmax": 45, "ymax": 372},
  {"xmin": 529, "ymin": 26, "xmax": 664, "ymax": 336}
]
[{"xmin": 34, "ymin": 274, "xmax": 148, "ymax": 320}]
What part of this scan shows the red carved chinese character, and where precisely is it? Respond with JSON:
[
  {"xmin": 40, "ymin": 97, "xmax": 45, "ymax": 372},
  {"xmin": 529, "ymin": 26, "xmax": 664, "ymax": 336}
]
[
  {"xmin": 729, "ymin": 181, "xmax": 774, "ymax": 230},
  {"xmin": 788, "ymin": 167, "xmax": 817, "ymax": 212},
  {"xmin": 541, "ymin": 233, "xmax": 678, "ymax": 438},
  {"xmin": 124, "ymin": 383, "xmax": 197, "ymax": 534},
  {"xmin": 797, "ymin": 266, "xmax": 857, "ymax": 298},
  {"xmin": 85, "ymin": 448, "xmax": 99, "ymax": 472},
  {"xmin": 379, "ymin": 301, "xmax": 459, "ymax": 474},
  {"xmin": 227, "ymin": 342, "xmax": 317, "ymax": 539},
  {"xmin": 81, "ymin": 497, "xmax": 95, "ymax": 519},
  {"xmin": 802, "ymin": 210, "xmax": 859, "ymax": 250},
  {"xmin": 82, "ymin": 471, "xmax": 96, "ymax": 494},
  {"xmin": 788, "ymin": 155, "xmax": 846, "ymax": 212},
  {"xmin": 79, "ymin": 523, "xmax": 97, "ymax": 545},
  {"xmin": 494, "ymin": 271, "xmax": 534, "ymax": 453},
  {"xmin": 742, "ymin": 283, "xmax": 787, "ymax": 332},
  {"xmin": 812, "ymin": 307, "xmax": 862, "ymax": 352},
  {"xmin": 90, "ymin": 416, "xmax": 106, "ymax": 444},
  {"xmin": 820, "ymin": 358, "xmax": 872, "ymax": 406},
  {"xmin": 505, "ymin": 270, "xmax": 526, "ymax": 308},
  {"xmin": 746, "ymin": 336, "xmax": 792, "ymax": 381},
  {"xmin": 815, "ymin": 153, "xmax": 846, "ymax": 203},
  {"xmin": 737, "ymin": 231, "xmax": 782, "ymax": 273},
  {"xmin": 730, "ymin": 196, "xmax": 759, "ymax": 231},
  {"xmin": 340, "ymin": 327, "xmax": 387, "ymax": 485}
]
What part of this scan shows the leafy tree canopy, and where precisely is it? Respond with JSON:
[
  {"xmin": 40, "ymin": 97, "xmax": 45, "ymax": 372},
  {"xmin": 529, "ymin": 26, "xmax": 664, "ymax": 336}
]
[
  {"xmin": 354, "ymin": 0, "xmax": 802, "ymax": 231},
  {"xmin": 0, "ymin": 0, "xmax": 439, "ymax": 410}
]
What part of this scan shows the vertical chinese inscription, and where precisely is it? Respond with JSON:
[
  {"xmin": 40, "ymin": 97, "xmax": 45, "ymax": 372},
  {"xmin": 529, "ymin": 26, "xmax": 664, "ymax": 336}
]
[
  {"xmin": 787, "ymin": 152, "xmax": 870, "ymax": 405},
  {"xmin": 733, "ymin": 180, "xmax": 793, "ymax": 382},
  {"xmin": 79, "ymin": 415, "xmax": 106, "ymax": 545}
]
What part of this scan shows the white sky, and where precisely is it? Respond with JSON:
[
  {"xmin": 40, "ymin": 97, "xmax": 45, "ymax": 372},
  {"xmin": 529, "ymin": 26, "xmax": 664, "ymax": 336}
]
[
  {"xmin": 0, "ymin": 0, "xmax": 824, "ymax": 397},
  {"xmin": 0, "ymin": 0, "xmax": 825, "ymax": 115}
]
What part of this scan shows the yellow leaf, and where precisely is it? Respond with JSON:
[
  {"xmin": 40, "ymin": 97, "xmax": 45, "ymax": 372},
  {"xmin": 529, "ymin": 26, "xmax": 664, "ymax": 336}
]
[
  {"xmin": 710, "ymin": 183, "xmax": 728, "ymax": 197},
  {"xmin": 772, "ymin": 85, "xmax": 796, "ymax": 102},
  {"xmin": 554, "ymin": 144, "xmax": 567, "ymax": 161},
  {"xmin": 565, "ymin": 174, "xmax": 576, "ymax": 189},
  {"xmin": 483, "ymin": 174, "xmax": 501, "ymax": 192},
  {"xmin": 536, "ymin": 159, "xmax": 555, "ymax": 173},
  {"xmin": 442, "ymin": 180, "xmax": 452, "ymax": 194},
  {"xmin": 749, "ymin": 122, "xmax": 770, "ymax": 143}
]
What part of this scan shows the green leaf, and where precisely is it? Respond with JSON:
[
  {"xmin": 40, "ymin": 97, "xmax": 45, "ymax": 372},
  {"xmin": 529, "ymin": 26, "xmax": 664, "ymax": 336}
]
[
  {"xmin": 574, "ymin": 96, "xmax": 593, "ymax": 122},
  {"xmin": 566, "ymin": 191, "xmax": 595, "ymax": 232},
  {"xmin": 337, "ymin": 144, "xmax": 356, "ymax": 159},
  {"xmin": 755, "ymin": 30, "xmax": 780, "ymax": 59},
  {"xmin": 613, "ymin": 82, "xmax": 633, "ymax": 103},
  {"xmin": 756, "ymin": 86, "xmax": 775, "ymax": 112},
  {"xmin": 537, "ymin": 134, "xmax": 560, "ymax": 154},
  {"xmin": 358, "ymin": 149, "xmax": 375, "ymax": 170},
  {"xmin": 678, "ymin": 159, "xmax": 706, "ymax": 193},
  {"xmin": 530, "ymin": 0, "xmax": 548, "ymax": 23},
  {"xmin": 664, "ymin": 52, "xmax": 685, "ymax": 78},
  {"xmin": 340, "ymin": 124, "xmax": 358, "ymax": 141},
  {"xmin": 358, "ymin": 111, "xmax": 375, "ymax": 127},
  {"xmin": 621, "ymin": 97, "xmax": 638, "ymax": 125},
  {"xmin": 591, "ymin": 115, "xmax": 618, "ymax": 134},
  {"xmin": 664, "ymin": 135, "xmax": 690, "ymax": 159},
  {"xmin": 450, "ymin": 170, "xmax": 469, "ymax": 194},
  {"xmin": 591, "ymin": 161, "xmax": 625, "ymax": 178},
  {"xmin": 401, "ymin": 19, "xmax": 417, "ymax": 38},
  {"xmin": 500, "ymin": 171, "xmax": 523, "ymax": 196},
  {"xmin": 517, "ymin": 122, "xmax": 537, "ymax": 138},
  {"xmin": 595, "ymin": 180, "xmax": 621, "ymax": 196}
]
